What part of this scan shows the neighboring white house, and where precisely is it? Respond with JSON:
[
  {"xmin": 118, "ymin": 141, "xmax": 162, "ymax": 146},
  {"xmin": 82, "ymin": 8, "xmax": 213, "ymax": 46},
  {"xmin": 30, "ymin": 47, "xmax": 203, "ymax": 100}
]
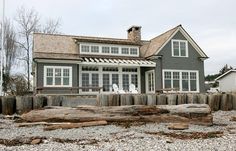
[{"xmin": 215, "ymin": 69, "xmax": 236, "ymax": 92}]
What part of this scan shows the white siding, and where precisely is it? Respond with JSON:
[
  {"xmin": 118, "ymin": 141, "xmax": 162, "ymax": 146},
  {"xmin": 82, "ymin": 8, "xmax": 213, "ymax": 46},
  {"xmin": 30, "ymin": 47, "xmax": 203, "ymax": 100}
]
[{"xmin": 218, "ymin": 72, "xmax": 236, "ymax": 92}]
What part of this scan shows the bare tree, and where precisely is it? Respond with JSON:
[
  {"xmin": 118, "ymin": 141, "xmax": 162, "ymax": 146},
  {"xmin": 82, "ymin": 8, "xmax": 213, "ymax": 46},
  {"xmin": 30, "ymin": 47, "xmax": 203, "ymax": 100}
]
[
  {"xmin": 15, "ymin": 6, "xmax": 61, "ymax": 91},
  {"xmin": 15, "ymin": 6, "xmax": 40, "ymax": 91},
  {"xmin": 0, "ymin": 19, "xmax": 18, "ymax": 92},
  {"xmin": 41, "ymin": 18, "xmax": 61, "ymax": 34}
]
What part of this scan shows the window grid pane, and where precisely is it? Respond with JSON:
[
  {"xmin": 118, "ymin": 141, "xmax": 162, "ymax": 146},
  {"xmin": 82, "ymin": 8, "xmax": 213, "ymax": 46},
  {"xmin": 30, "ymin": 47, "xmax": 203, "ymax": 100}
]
[
  {"xmin": 131, "ymin": 74, "xmax": 138, "ymax": 88},
  {"xmin": 121, "ymin": 48, "xmax": 129, "ymax": 54},
  {"xmin": 102, "ymin": 47, "xmax": 110, "ymax": 53},
  {"xmin": 103, "ymin": 74, "xmax": 110, "ymax": 92},
  {"xmin": 91, "ymin": 46, "xmax": 99, "ymax": 53},
  {"xmin": 122, "ymin": 74, "xmax": 129, "ymax": 91},
  {"xmin": 82, "ymin": 73, "xmax": 89, "ymax": 91},
  {"xmin": 81, "ymin": 45, "xmax": 89, "ymax": 52},
  {"xmin": 111, "ymin": 47, "xmax": 119, "ymax": 54},
  {"xmin": 130, "ymin": 48, "xmax": 137, "ymax": 55},
  {"xmin": 92, "ymin": 74, "xmax": 99, "ymax": 91},
  {"xmin": 55, "ymin": 68, "xmax": 61, "ymax": 85}
]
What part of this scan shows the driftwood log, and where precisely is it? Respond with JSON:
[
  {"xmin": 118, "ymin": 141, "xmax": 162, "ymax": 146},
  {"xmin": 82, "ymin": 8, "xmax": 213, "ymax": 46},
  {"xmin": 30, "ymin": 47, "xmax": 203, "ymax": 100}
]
[{"xmin": 21, "ymin": 104, "xmax": 213, "ymax": 126}]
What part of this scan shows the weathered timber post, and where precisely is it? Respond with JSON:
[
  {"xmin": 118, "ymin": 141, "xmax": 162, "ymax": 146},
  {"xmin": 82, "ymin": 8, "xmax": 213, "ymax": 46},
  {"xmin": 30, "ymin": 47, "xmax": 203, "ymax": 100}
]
[
  {"xmin": 157, "ymin": 94, "xmax": 167, "ymax": 105},
  {"xmin": 16, "ymin": 96, "xmax": 33, "ymax": 114},
  {"xmin": 108, "ymin": 94, "xmax": 120, "ymax": 106},
  {"xmin": 120, "ymin": 94, "xmax": 133, "ymax": 105},
  {"xmin": 177, "ymin": 94, "xmax": 187, "ymax": 104},
  {"xmin": 47, "ymin": 95, "xmax": 65, "ymax": 106},
  {"xmin": 2, "ymin": 96, "xmax": 16, "ymax": 115},
  {"xmin": 147, "ymin": 94, "xmax": 157, "ymax": 105},
  {"xmin": 220, "ymin": 93, "xmax": 233, "ymax": 111},
  {"xmin": 232, "ymin": 93, "xmax": 236, "ymax": 110},
  {"xmin": 167, "ymin": 94, "xmax": 177, "ymax": 105},
  {"xmin": 187, "ymin": 94, "xmax": 199, "ymax": 104},
  {"xmin": 96, "ymin": 94, "xmax": 109, "ymax": 106},
  {"xmin": 33, "ymin": 95, "xmax": 47, "ymax": 109},
  {"xmin": 198, "ymin": 93, "xmax": 208, "ymax": 104},
  {"xmin": 0, "ymin": 96, "xmax": 2, "ymax": 114},
  {"xmin": 208, "ymin": 93, "xmax": 221, "ymax": 111},
  {"xmin": 133, "ymin": 94, "xmax": 147, "ymax": 105}
]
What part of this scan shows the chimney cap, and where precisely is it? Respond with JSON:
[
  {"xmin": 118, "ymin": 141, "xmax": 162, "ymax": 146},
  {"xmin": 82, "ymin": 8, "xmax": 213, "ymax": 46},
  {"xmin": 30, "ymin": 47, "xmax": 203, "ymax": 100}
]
[{"xmin": 127, "ymin": 25, "xmax": 142, "ymax": 32}]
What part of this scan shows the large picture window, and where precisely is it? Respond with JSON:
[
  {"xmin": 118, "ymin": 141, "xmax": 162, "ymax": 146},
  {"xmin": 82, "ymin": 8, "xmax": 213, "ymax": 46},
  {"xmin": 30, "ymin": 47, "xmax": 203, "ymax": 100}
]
[
  {"xmin": 172, "ymin": 40, "xmax": 188, "ymax": 57},
  {"xmin": 44, "ymin": 66, "xmax": 72, "ymax": 87},
  {"xmin": 79, "ymin": 66, "xmax": 139, "ymax": 93},
  {"xmin": 163, "ymin": 70, "xmax": 199, "ymax": 92}
]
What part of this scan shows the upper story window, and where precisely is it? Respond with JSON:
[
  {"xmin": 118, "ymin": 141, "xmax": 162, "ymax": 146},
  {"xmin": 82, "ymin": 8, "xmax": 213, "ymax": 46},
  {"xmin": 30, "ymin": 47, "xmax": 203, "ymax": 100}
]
[
  {"xmin": 80, "ymin": 43, "xmax": 139, "ymax": 57},
  {"xmin": 121, "ymin": 48, "xmax": 129, "ymax": 54},
  {"xmin": 111, "ymin": 47, "xmax": 119, "ymax": 54},
  {"xmin": 130, "ymin": 48, "xmax": 138, "ymax": 55},
  {"xmin": 171, "ymin": 40, "xmax": 188, "ymax": 57},
  {"xmin": 91, "ymin": 46, "xmax": 99, "ymax": 53},
  {"xmin": 81, "ymin": 45, "xmax": 90, "ymax": 52},
  {"xmin": 102, "ymin": 46, "xmax": 110, "ymax": 53}
]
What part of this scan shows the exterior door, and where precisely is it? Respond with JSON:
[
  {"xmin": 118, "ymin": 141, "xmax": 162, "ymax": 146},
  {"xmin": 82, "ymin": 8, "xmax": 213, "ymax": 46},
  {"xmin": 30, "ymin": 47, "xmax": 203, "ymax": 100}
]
[{"xmin": 145, "ymin": 70, "xmax": 155, "ymax": 93}]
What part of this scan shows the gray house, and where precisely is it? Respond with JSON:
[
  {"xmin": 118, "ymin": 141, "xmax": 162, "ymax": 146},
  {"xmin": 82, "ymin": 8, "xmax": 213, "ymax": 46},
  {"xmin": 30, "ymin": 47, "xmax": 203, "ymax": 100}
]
[{"xmin": 32, "ymin": 25, "xmax": 208, "ymax": 95}]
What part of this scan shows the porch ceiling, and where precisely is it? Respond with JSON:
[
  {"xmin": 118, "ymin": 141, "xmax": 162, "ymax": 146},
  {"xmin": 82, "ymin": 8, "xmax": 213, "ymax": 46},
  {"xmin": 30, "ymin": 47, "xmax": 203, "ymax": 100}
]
[{"xmin": 80, "ymin": 57, "xmax": 156, "ymax": 67}]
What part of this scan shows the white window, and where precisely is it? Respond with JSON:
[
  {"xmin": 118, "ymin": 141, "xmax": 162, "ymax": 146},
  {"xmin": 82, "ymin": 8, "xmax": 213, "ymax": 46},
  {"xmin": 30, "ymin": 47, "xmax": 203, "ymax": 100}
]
[
  {"xmin": 44, "ymin": 66, "xmax": 72, "ymax": 87},
  {"xmin": 102, "ymin": 46, "xmax": 110, "ymax": 53},
  {"xmin": 130, "ymin": 48, "xmax": 138, "ymax": 55},
  {"xmin": 146, "ymin": 70, "xmax": 155, "ymax": 93},
  {"xmin": 111, "ymin": 47, "xmax": 119, "ymax": 54},
  {"xmin": 121, "ymin": 48, "xmax": 129, "ymax": 54},
  {"xmin": 171, "ymin": 40, "xmax": 188, "ymax": 57},
  {"xmin": 79, "ymin": 66, "xmax": 140, "ymax": 94},
  {"xmin": 91, "ymin": 46, "xmax": 99, "ymax": 53},
  {"xmin": 163, "ymin": 70, "xmax": 199, "ymax": 92},
  {"xmin": 81, "ymin": 45, "xmax": 90, "ymax": 52}
]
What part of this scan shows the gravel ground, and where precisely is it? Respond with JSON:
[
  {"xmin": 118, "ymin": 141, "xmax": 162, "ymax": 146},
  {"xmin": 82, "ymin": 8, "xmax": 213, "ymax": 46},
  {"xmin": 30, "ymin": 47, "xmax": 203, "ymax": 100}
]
[{"xmin": 0, "ymin": 111, "xmax": 236, "ymax": 151}]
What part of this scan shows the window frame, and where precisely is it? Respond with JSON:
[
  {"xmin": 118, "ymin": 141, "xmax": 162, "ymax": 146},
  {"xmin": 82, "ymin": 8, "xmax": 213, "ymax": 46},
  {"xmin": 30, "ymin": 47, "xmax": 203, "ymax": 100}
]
[
  {"xmin": 44, "ymin": 66, "xmax": 72, "ymax": 87},
  {"xmin": 145, "ymin": 70, "xmax": 155, "ymax": 93},
  {"xmin": 162, "ymin": 69, "xmax": 199, "ymax": 92},
  {"xmin": 171, "ymin": 39, "xmax": 188, "ymax": 57}
]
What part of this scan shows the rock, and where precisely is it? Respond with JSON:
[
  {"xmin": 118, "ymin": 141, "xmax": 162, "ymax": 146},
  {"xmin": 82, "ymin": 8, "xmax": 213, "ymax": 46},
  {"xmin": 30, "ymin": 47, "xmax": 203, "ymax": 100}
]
[
  {"xmin": 168, "ymin": 123, "xmax": 189, "ymax": 130},
  {"xmin": 31, "ymin": 139, "xmax": 41, "ymax": 145},
  {"xmin": 230, "ymin": 116, "xmax": 236, "ymax": 121},
  {"xmin": 166, "ymin": 139, "xmax": 174, "ymax": 143}
]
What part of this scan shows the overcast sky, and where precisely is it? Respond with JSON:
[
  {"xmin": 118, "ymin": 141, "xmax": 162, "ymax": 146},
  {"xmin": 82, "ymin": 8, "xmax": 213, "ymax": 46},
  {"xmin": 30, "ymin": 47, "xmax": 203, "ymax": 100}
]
[{"xmin": 2, "ymin": 0, "xmax": 236, "ymax": 75}]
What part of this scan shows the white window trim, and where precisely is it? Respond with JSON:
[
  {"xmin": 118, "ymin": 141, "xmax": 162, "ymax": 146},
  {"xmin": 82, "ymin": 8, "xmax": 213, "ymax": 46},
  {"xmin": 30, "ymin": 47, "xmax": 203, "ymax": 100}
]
[
  {"xmin": 79, "ymin": 65, "xmax": 140, "ymax": 94},
  {"xmin": 79, "ymin": 42, "xmax": 139, "ymax": 57},
  {"xmin": 162, "ymin": 69, "xmax": 199, "ymax": 93},
  {"xmin": 43, "ymin": 66, "xmax": 72, "ymax": 87},
  {"xmin": 171, "ymin": 39, "xmax": 188, "ymax": 57},
  {"xmin": 145, "ymin": 70, "xmax": 155, "ymax": 93}
]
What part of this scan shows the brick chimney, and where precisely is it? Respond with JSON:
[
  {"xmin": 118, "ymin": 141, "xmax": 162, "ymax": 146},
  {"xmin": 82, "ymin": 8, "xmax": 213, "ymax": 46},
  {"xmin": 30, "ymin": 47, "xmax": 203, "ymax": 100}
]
[{"xmin": 127, "ymin": 26, "xmax": 141, "ymax": 43}]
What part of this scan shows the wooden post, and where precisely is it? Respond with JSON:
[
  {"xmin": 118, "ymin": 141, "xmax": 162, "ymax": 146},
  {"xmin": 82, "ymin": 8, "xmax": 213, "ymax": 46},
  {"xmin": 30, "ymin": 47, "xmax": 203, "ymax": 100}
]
[
  {"xmin": 147, "ymin": 94, "xmax": 157, "ymax": 105},
  {"xmin": 177, "ymin": 94, "xmax": 187, "ymax": 105},
  {"xmin": 0, "ymin": 96, "xmax": 2, "ymax": 114},
  {"xmin": 2, "ymin": 96, "xmax": 16, "ymax": 115},
  {"xmin": 198, "ymin": 94, "xmax": 208, "ymax": 104},
  {"xmin": 167, "ymin": 94, "xmax": 177, "ymax": 105},
  {"xmin": 108, "ymin": 94, "xmax": 120, "ymax": 106},
  {"xmin": 208, "ymin": 93, "xmax": 221, "ymax": 111},
  {"xmin": 157, "ymin": 94, "xmax": 167, "ymax": 105},
  {"xmin": 96, "ymin": 94, "xmax": 109, "ymax": 106},
  {"xmin": 133, "ymin": 94, "xmax": 147, "ymax": 105},
  {"xmin": 16, "ymin": 96, "xmax": 33, "ymax": 114},
  {"xmin": 47, "ymin": 95, "xmax": 65, "ymax": 106},
  {"xmin": 187, "ymin": 94, "xmax": 199, "ymax": 104},
  {"xmin": 33, "ymin": 95, "xmax": 47, "ymax": 109},
  {"xmin": 220, "ymin": 93, "xmax": 233, "ymax": 111},
  {"xmin": 232, "ymin": 93, "xmax": 236, "ymax": 110},
  {"xmin": 120, "ymin": 94, "xmax": 133, "ymax": 105}
]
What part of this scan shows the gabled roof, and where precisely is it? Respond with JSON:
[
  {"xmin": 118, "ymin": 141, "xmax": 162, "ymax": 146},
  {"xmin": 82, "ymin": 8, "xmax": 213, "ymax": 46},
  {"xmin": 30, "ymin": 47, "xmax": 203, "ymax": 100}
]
[
  {"xmin": 215, "ymin": 69, "xmax": 236, "ymax": 81},
  {"xmin": 140, "ymin": 25, "xmax": 208, "ymax": 58}
]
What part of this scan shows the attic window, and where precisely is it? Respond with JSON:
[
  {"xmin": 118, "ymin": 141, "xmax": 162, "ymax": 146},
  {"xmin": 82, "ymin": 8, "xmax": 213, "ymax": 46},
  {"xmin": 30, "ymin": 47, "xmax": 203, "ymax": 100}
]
[{"xmin": 171, "ymin": 40, "xmax": 188, "ymax": 57}]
